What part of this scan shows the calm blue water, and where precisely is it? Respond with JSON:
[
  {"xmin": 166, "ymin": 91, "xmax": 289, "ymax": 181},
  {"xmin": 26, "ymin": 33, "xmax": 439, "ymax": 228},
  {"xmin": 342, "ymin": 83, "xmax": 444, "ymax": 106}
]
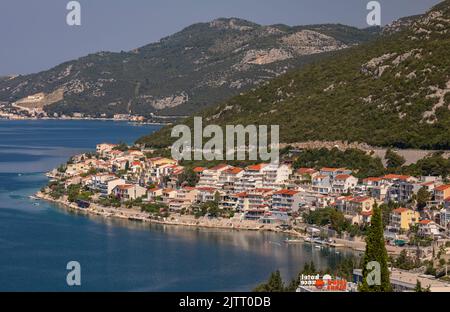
[{"xmin": 0, "ymin": 120, "xmax": 356, "ymax": 291}]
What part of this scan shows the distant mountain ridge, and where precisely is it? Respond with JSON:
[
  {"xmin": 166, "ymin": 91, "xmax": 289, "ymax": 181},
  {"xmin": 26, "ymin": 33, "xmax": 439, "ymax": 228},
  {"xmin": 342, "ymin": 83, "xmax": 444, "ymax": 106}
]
[
  {"xmin": 138, "ymin": 1, "xmax": 450, "ymax": 149},
  {"xmin": 0, "ymin": 18, "xmax": 378, "ymax": 117}
]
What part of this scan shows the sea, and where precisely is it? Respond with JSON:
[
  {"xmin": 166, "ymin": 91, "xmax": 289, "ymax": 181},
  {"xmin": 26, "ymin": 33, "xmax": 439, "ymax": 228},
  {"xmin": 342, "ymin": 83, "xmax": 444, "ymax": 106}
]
[{"xmin": 0, "ymin": 119, "xmax": 357, "ymax": 291}]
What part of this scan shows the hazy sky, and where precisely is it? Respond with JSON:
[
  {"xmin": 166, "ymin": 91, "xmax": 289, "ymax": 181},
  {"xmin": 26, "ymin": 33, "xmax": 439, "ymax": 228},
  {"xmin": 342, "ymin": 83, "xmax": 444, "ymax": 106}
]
[{"xmin": 0, "ymin": 0, "xmax": 442, "ymax": 76}]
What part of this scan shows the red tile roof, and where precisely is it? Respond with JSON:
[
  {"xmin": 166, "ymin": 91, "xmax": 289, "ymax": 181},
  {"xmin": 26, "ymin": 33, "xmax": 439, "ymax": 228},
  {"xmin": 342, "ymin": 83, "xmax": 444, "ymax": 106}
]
[
  {"xmin": 246, "ymin": 164, "xmax": 265, "ymax": 171},
  {"xmin": 383, "ymin": 174, "xmax": 411, "ymax": 181},
  {"xmin": 363, "ymin": 177, "xmax": 383, "ymax": 183},
  {"xmin": 297, "ymin": 168, "xmax": 317, "ymax": 174},
  {"xmin": 335, "ymin": 174, "xmax": 352, "ymax": 180},
  {"xmin": 419, "ymin": 220, "xmax": 433, "ymax": 225},
  {"xmin": 193, "ymin": 167, "xmax": 206, "ymax": 173},
  {"xmin": 350, "ymin": 196, "xmax": 372, "ymax": 203},
  {"xmin": 320, "ymin": 167, "xmax": 340, "ymax": 172},
  {"xmin": 224, "ymin": 167, "xmax": 243, "ymax": 174},
  {"xmin": 435, "ymin": 184, "xmax": 450, "ymax": 191},
  {"xmin": 210, "ymin": 164, "xmax": 229, "ymax": 171},
  {"xmin": 273, "ymin": 189, "xmax": 299, "ymax": 196},
  {"xmin": 196, "ymin": 187, "xmax": 216, "ymax": 193}
]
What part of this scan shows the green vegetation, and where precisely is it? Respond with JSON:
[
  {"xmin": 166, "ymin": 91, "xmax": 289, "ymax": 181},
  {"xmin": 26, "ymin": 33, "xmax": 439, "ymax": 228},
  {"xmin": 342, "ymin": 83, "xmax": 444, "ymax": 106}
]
[
  {"xmin": 293, "ymin": 148, "xmax": 385, "ymax": 178},
  {"xmin": 0, "ymin": 19, "xmax": 377, "ymax": 117},
  {"xmin": 303, "ymin": 207, "xmax": 365, "ymax": 236},
  {"xmin": 379, "ymin": 201, "xmax": 401, "ymax": 229},
  {"xmin": 394, "ymin": 250, "xmax": 420, "ymax": 270},
  {"xmin": 401, "ymin": 152, "xmax": 450, "ymax": 179},
  {"xmin": 385, "ymin": 149, "xmax": 406, "ymax": 170},
  {"xmin": 415, "ymin": 187, "xmax": 432, "ymax": 210},
  {"xmin": 253, "ymin": 270, "xmax": 285, "ymax": 292},
  {"xmin": 66, "ymin": 184, "xmax": 93, "ymax": 203},
  {"xmin": 113, "ymin": 142, "xmax": 129, "ymax": 152},
  {"xmin": 48, "ymin": 181, "xmax": 65, "ymax": 199},
  {"xmin": 177, "ymin": 168, "xmax": 200, "ymax": 187},
  {"xmin": 141, "ymin": 202, "xmax": 167, "ymax": 214},
  {"xmin": 98, "ymin": 196, "xmax": 121, "ymax": 208},
  {"xmin": 139, "ymin": 2, "xmax": 450, "ymax": 149},
  {"xmin": 254, "ymin": 257, "xmax": 361, "ymax": 292},
  {"xmin": 359, "ymin": 205, "xmax": 392, "ymax": 292}
]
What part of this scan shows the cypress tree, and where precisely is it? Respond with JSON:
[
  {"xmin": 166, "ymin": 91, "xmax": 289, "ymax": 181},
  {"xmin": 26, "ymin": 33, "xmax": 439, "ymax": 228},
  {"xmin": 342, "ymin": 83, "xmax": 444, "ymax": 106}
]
[{"xmin": 359, "ymin": 204, "xmax": 392, "ymax": 292}]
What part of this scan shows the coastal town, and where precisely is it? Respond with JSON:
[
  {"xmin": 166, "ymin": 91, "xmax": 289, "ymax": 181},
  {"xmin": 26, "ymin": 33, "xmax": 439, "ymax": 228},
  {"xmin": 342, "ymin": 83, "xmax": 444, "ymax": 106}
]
[
  {"xmin": 0, "ymin": 98, "xmax": 180, "ymax": 124},
  {"xmin": 35, "ymin": 141, "xmax": 450, "ymax": 291}
]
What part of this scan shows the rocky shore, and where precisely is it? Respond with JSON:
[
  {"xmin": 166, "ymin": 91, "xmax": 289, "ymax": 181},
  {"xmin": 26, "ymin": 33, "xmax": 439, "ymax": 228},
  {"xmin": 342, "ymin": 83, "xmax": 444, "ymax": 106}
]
[{"xmin": 32, "ymin": 191, "xmax": 401, "ymax": 254}]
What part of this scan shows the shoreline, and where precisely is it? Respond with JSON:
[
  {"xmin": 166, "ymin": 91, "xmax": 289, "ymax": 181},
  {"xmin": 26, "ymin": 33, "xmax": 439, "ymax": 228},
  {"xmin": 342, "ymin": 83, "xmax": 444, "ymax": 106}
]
[
  {"xmin": 33, "ymin": 192, "xmax": 382, "ymax": 254},
  {"xmin": 34, "ymin": 192, "xmax": 296, "ymax": 234},
  {"xmin": 0, "ymin": 117, "xmax": 168, "ymax": 126}
]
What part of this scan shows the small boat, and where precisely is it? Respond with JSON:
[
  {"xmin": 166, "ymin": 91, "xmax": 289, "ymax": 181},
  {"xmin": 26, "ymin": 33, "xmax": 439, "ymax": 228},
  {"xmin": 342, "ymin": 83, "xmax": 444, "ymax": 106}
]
[
  {"xmin": 284, "ymin": 238, "xmax": 303, "ymax": 244},
  {"xmin": 18, "ymin": 173, "xmax": 22, "ymax": 176},
  {"xmin": 269, "ymin": 241, "xmax": 282, "ymax": 247},
  {"xmin": 315, "ymin": 245, "xmax": 322, "ymax": 249}
]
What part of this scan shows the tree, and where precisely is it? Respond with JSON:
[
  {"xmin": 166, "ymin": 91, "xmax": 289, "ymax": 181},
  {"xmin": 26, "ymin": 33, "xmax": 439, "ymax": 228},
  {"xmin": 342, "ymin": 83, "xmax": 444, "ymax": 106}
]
[
  {"xmin": 414, "ymin": 280, "xmax": 423, "ymax": 292},
  {"xmin": 359, "ymin": 204, "xmax": 392, "ymax": 292},
  {"xmin": 385, "ymin": 148, "xmax": 406, "ymax": 169},
  {"xmin": 416, "ymin": 187, "xmax": 431, "ymax": 210},
  {"xmin": 113, "ymin": 142, "xmax": 128, "ymax": 152},
  {"xmin": 253, "ymin": 270, "xmax": 285, "ymax": 292},
  {"xmin": 177, "ymin": 168, "xmax": 199, "ymax": 187}
]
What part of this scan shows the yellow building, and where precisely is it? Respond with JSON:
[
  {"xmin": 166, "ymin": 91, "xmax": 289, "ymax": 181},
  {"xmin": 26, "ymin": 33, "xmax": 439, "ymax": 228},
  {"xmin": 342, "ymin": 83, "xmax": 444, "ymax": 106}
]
[{"xmin": 390, "ymin": 208, "xmax": 420, "ymax": 231}]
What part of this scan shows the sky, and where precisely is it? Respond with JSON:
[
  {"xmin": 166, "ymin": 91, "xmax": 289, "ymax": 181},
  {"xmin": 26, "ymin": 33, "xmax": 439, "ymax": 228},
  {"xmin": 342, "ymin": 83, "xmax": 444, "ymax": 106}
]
[{"xmin": 0, "ymin": 0, "xmax": 442, "ymax": 76}]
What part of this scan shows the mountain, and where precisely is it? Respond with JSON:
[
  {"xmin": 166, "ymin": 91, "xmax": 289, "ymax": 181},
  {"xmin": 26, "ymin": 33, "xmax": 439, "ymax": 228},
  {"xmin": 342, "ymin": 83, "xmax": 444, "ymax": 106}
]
[
  {"xmin": 0, "ymin": 18, "xmax": 378, "ymax": 117},
  {"xmin": 138, "ymin": 1, "xmax": 450, "ymax": 149}
]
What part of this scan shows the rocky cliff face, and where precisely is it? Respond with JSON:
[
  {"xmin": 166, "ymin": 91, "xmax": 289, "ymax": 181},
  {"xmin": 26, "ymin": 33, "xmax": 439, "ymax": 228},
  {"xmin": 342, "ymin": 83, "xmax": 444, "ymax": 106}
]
[
  {"xmin": 138, "ymin": 1, "xmax": 450, "ymax": 149},
  {"xmin": 0, "ymin": 18, "xmax": 378, "ymax": 117}
]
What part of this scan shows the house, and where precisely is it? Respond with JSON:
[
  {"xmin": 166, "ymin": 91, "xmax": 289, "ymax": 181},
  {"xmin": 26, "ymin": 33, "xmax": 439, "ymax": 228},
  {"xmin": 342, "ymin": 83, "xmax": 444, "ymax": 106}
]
[
  {"xmin": 90, "ymin": 173, "xmax": 120, "ymax": 195},
  {"xmin": 65, "ymin": 162, "xmax": 91, "ymax": 176},
  {"xmin": 291, "ymin": 168, "xmax": 318, "ymax": 183},
  {"xmin": 161, "ymin": 188, "xmax": 177, "ymax": 204},
  {"xmin": 370, "ymin": 184, "xmax": 390, "ymax": 202},
  {"xmin": 331, "ymin": 174, "xmax": 358, "ymax": 194},
  {"xmin": 240, "ymin": 188, "xmax": 273, "ymax": 211},
  {"xmin": 197, "ymin": 164, "xmax": 231, "ymax": 189},
  {"xmin": 193, "ymin": 167, "xmax": 206, "ymax": 174},
  {"xmin": 217, "ymin": 166, "xmax": 244, "ymax": 191},
  {"xmin": 196, "ymin": 187, "xmax": 218, "ymax": 203},
  {"xmin": 345, "ymin": 196, "xmax": 375, "ymax": 216},
  {"xmin": 219, "ymin": 193, "xmax": 240, "ymax": 211},
  {"xmin": 272, "ymin": 189, "xmax": 302, "ymax": 212},
  {"xmin": 112, "ymin": 184, "xmax": 147, "ymax": 201},
  {"xmin": 147, "ymin": 187, "xmax": 163, "ymax": 201},
  {"xmin": 148, "ymin": 157, "xmax": 177, "ymax": 167},
  {"xmin": 96, "ymin": 143, "xmax": 117, "ymax": 156},
  {"xmin": 64, "ymin": 176, "xmax": 82, "ymax": 188},
  {"xmin": 311, "ymin": 175, "xmax": 331, "ymax": 194},
  {"xmin": 387, "ymin": 180, "xmax": 416, "ymax": 203},
  {"xmin": 320, "ymin": 167, "xmax": 352, "ymax": 180},
  {"xmin": 168, "ymin": 187, "xmax": 199, "ymax": 211},
  {"xmin": 360, "ymin": 210, "xmax": 373, "ymax": 224},
  {"xmin": 389, "ymin": 208, "xmax": 420, "ymax": 232},
  {"xmin": 417, "ymin": 220, "xmax": 440, "ymax": 238},
  {"xmin": 439, "ymin": 198, "xmax": 450, "ymax": 229},
  {"xmin": 382, "ymin": 174, "xmax": 416, "ymax": 183},
  {"xmin": 235, "ymin": 164, "xmax": 268, "ymax": 192},
  {"xmin": 362, "ymin": 177, "xmax": 383, "ymax": 188},
  {"xmin": 261, "ymin": 163, "xmax": 292, "ymax": 189},
  {"xmin": 435, "ymin": 185, "xmax": 450, "ymax": 204}
]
